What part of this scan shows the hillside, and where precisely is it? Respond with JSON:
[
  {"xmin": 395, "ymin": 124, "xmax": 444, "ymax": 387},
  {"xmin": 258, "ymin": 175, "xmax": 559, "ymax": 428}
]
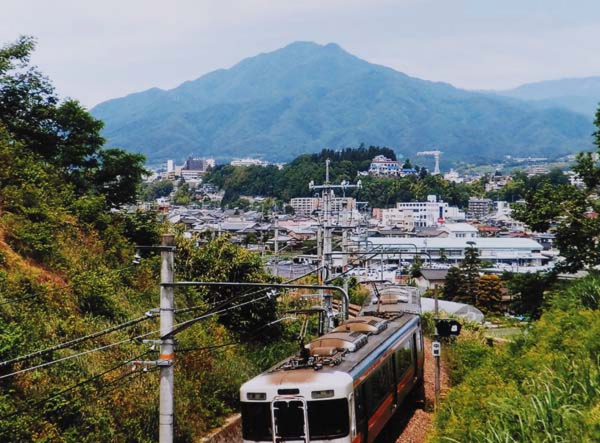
[
  {"xmin": 91, "ymin": 42, "xmax": 595, "ymax": 165},
  {"xmin": 495, "ymin": 76, "xmax": 600, "ymax": 117}
]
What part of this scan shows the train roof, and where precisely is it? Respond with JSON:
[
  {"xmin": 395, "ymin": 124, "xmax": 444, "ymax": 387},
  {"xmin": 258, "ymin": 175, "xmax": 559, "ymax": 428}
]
[{"xmin": 242, "ymin": 284, "xmax": 423, "ymax": 390}]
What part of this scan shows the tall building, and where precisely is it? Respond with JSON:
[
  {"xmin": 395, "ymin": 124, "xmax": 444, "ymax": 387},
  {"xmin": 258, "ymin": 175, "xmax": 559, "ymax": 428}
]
[
  {"xmin": 289, "ymin": 197, "xmax": 356, "ymax": 216},
  {"xmin": 467, "ymin": 197, "xmax": 493, "ymax": 220}
]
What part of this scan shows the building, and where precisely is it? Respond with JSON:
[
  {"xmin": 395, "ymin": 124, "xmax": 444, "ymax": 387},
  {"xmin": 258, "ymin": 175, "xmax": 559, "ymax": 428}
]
[
  {"xmin": 170, "ymin": 156, "xmax": 215, "ymax": 180},
  {"xmin": 289, "ymin": 197, "xmax": 356, "ymax": 216},
  {"xmin": 439, "ymin": 223, "xmax": 479, "ymax": 238},
  {"xmin": 361, "ymin": 237, "xmax": 546, "ymax": 267},
  {"xmin": 392, "ymin": 195, "xmax": 465, "ymax": 227},
  {"xmin": 230, "ymin": 158, "xmax": 269, "ymax": 167},
  {"xmin": 379, "ymin": 208, "xmax": 416, "ymax": 231},
  {"xmin": 467, "ymin": 197, "xmax": 493, "ymax": 220},
  {"xmin": 368, "ymin": 155, "xmax": 401, "ymax": 176}
]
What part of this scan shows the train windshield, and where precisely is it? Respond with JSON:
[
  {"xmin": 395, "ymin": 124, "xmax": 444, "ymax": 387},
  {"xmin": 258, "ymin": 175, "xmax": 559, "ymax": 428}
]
[
  {"xmin": 241, "ymin": 398, "xmax": 349, "ymax": 441},
  {"xmin": 273, "ymin": 400, "xmax": 306, "ymax": 440},
  {"xmin": 241, "ymin": 402, "xmax": 272, "ymax": 441},
  {"xmin": 308, "ymin": 399, "xmax": 349, "ymax": 439}
]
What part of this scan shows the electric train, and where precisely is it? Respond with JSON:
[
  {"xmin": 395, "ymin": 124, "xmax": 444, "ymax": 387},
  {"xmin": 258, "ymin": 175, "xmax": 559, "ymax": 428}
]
[{"xmin": 240, "ymin": 285, "xmax": 425, "ymax": 443}]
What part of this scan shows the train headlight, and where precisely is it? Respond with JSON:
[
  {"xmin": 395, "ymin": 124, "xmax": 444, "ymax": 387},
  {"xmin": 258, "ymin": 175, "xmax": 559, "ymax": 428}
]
[
  {"xmin": 311, "ymin": 389, "xmax": 334, "ymax": 399},
  {"xmin": 247, "ymin": 392, "xmax": 267, "ymax": 401}
]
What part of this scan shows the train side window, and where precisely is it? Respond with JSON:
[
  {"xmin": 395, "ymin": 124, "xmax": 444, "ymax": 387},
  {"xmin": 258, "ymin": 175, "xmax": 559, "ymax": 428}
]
[
  {"xmin": 395, "ymin": 339, "xmax": 414, "ymax": 380},
  {"xmin": 365, "ymin": 358, "xmax": 394, "ymax": 415},
  {"xmin": 355, "ymin": 386, "xmax": 366, "ymax": 425}
]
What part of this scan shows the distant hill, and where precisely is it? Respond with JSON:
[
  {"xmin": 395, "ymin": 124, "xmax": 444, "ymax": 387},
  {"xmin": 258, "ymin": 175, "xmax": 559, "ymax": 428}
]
[
  {"xmin": 495, "ymin": 77, "xmax": 600, "ymax": 118},
  {"xmin": 91, "ymin": 42, "xmax": 594, "ymax": 165}
]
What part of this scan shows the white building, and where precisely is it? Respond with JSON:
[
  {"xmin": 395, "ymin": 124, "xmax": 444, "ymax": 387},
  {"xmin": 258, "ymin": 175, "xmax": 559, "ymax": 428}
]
[
  {"xmin": 368, "ymin": 155, "xmax": 402, "ymax": 176},
  {"xmin": 443, "ymin": 169, "xmax": 463, "ymax": 183},
  {"xmin": 380, "ymin": 208, "xmax": 415, "ymax": 230},
  {"xmin": 393, "ymin": 195, "xmax": 465, "ymax": 227},
  {"xmin": 362, "ymin": 237, "xmax": 546, "ymax": 267},
  {"xmin": 231, "ymin": 158, "xmax": 269, "ymax": 167},
  {"xmin": 439, "ymin": 223, "xmax": 479, "ymax": 238}
]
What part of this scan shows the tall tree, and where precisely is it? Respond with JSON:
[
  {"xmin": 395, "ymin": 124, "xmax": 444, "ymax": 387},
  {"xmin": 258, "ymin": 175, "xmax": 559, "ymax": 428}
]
[
  {"xmin": 443, "ymin": 266, "xmax": 463, "ymax": 301},
  {"xmin": 0, "ymin": 36, "xmax": 146, "ymax": 208},
  {"xmin": 458, "ymin": 244, "xmax": 481, "ymax": 305},
  {"xmin": 476, "ymin": 274, "xmax": 504, "ymax": 314},
  {"xmin": 513, "ymin": 105, "xmax": 600, "ymax": 272}
]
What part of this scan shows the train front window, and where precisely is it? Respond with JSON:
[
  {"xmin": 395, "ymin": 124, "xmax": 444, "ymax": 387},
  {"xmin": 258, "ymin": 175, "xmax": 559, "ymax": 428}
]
[
  {"xmin": 308, "ymin": 399, "xmax": 349, "ymax": 439},
  {"xmin": 241, "ymin": 402, "xmax": 272, "ymax": 441},
  {"xmin": 273, "ymin": 400, "xmax": 306, "ymax": 440}
]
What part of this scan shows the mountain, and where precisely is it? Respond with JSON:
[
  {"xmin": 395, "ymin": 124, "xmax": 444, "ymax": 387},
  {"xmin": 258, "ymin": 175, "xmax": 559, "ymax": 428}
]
[
  {"xmin": 91, "ymin": 42, "xmax": 595, "ymax": 165},
  {"xmin": 495, "ymin": 77, "xmax": 600, "ymax": 118}
]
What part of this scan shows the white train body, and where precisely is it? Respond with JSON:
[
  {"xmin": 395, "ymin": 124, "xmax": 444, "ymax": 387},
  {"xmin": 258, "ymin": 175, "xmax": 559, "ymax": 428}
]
[{"xmin": 240, "ymin": 285, "xmax": 424, "ymax": 443}]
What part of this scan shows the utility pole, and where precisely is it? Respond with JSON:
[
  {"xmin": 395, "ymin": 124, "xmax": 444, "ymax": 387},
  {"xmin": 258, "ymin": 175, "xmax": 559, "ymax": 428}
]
[
  {"xmin": 309, "ymin": 159, "xmax": 361, "ymax": 332},
  {"xmin": 273, "ymin": 214, "xmax": 279, "ymax": 277},
  {"xmin": 433, "ymin": 292, "xmax": 441, "ymax": 410},
  {"xmin": 159, "ymin": 234, "xmax": 175, "ymax": 443}
]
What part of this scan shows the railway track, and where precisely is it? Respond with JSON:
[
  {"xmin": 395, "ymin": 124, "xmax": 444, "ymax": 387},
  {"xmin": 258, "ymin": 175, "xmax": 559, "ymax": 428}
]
[{"xmin": 331, "ymin": 299, "xmax": 362, "ymax": 318}]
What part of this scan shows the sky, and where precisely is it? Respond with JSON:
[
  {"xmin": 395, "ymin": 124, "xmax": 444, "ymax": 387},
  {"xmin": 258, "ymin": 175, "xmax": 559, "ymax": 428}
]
[{"xmin": 2, "ymin": 0, "xmax": 600, "ymax": 108}]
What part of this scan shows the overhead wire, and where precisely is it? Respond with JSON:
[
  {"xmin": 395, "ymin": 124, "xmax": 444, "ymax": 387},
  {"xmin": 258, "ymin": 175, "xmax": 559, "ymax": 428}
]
[
  {"xmin": 0, "ymin": 311, "xmax": 157, "ymax": 368},
  {"xmin": 0, "ymin": 349, "xmax": 152, "ymax": 421},
  {"xmin": 0, "ymin": 292, "xmax": 284, "ymax": 381}
]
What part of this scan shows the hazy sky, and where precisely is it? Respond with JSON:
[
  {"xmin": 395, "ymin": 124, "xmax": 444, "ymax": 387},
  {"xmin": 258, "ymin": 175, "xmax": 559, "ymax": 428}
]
[{"xmin": 2, "ymin": 0, "xmax": 599, "ymax": 108}]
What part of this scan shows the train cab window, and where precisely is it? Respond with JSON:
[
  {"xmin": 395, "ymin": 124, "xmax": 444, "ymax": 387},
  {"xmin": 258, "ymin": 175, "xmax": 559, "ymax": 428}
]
[
  {"xmin": 241, "ymin": 402, "xmax": 272, "ymax": 441},
  {"xmin": 308, "ymin": 399, "xmax": 349, "ymax": 439}
]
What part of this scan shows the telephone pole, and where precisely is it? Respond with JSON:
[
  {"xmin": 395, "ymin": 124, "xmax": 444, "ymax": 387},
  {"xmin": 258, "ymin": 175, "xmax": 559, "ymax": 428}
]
[{"xmin": 159, "ymin": 234, "xmax": 175, "ymax": 443}]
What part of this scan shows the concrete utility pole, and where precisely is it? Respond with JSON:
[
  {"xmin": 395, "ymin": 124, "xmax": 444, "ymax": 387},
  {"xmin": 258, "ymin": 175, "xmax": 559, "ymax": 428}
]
[
  {"xmin": 159, "ymin": 234, "xmax": 175, "ymax": 443},
  {"xmin": 273, "ymin": 215, "xmax": 279, "ymax": 277}
]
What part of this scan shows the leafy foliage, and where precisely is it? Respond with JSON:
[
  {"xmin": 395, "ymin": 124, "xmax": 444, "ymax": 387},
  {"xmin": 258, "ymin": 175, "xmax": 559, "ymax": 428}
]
[
  {"xmin": 205, "ymin": 146, "xmax": 481, "ymax": 208},
  {"xmin": 432, "ymin": 273, "xmax": 600, "ymax": 442},
  {"xmin": 513, "ymin": 104, "xmax": 600, "ymax": 272},
  {"xmin": 0, "ymin": 36, "xmax": 146, "ymax": 208}
]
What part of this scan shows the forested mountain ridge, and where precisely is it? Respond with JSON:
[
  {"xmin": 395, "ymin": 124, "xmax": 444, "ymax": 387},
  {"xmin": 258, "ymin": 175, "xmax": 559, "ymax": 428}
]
[
  {"xmin": 91, "ymin": 41, "xmax": 594, "ymax": 165},
  {"xmin": 494, "ymin": 76, "xmax": 600, "ymax": 118}
]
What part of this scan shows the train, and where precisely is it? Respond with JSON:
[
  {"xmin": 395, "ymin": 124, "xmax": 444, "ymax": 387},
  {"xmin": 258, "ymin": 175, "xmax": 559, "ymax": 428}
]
[{"xmin": 240, "ymin": 284, "xmax": 425, "ymax": 443}]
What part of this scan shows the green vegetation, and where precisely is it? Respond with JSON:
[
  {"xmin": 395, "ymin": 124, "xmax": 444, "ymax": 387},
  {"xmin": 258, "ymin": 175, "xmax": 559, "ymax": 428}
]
[
  {"xmin": 513, "ymin": 106, "xmax": 600, "ymax": 272},
  {"xmin": 0, "ymin": 37, "xmax": 304, "ymax": 442},
  {"xmin": 204, "ymin": 146, "xmax": 482, "ymax": 208},
  {"xmin": 431, "ymin": 272, "xmax": 600, "ymax": 442}
]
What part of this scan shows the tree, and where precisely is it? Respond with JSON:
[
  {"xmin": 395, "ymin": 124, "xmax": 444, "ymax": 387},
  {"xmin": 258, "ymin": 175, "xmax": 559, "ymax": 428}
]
[
  {"xmin": 0, "ymin": 36, "xmax": 146, "ymax": 208},
  {"xmin": 458, "ymin": 244, "xmax": 481, "ymax": 304},
  {"xmin": 443, "ymin": 266, "xmax": 463, "ymax": 301},
  {"xmin": 410, "ymin": 254, "xmax": 424, "ymax": 278},
  {"xmin": 502, "ymin": 271, "xmax": 555, "ymax": 319},
  {"xmin": 476, "ymin": 274, "xmax": 504, "ymax": 314},
  {"xmin": 513, "ymin": 104, "xmax": 600, "ymax": 272},
  {"xmin": 175, "ymin": 235, "xmax": 280, "ymax": 340}
]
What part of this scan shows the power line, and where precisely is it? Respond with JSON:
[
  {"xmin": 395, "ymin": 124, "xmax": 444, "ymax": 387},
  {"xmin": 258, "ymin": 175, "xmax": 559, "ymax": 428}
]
[
  {"xmin": 0, "ymin": 292, "xmax": 280, "ymax": 381},
  {"xmin": 0, "ymin": 310, "xmax": 157, "ymax": 369},
  {"xmin": 0, "ymin": 350, "xmax": 151, "ymax": 421}
]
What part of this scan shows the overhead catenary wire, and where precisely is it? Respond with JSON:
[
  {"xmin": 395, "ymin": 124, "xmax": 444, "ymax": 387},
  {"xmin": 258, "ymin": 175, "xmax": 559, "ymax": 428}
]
[
  {"xmin": 0, "ymin": 349, "xmax": 152, "ymax": 421},
  {"xmin": 0, "ymin": 310, "xmax": 158, "ymax": 368},
  {"xmin": 0, "ymin": 290, "xmax": 283, "ymax": 381}
]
